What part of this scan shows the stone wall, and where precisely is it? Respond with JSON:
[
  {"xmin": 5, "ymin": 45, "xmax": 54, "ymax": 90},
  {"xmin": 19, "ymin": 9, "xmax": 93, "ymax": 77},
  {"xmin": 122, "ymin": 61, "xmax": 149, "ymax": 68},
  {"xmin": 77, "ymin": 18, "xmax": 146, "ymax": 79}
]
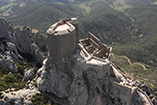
[{"xmin": 47, "ymin": 29, "xmax": 76, "ymax": 58}]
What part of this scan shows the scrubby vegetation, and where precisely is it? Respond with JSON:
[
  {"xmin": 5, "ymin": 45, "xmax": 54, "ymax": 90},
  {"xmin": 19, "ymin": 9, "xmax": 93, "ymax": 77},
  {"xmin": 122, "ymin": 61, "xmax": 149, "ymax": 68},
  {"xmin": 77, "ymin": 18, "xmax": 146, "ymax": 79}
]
[
  {"xmin": 31, "ymin": 93, "xmax": 59, "ymax": 105},
  {"xmin": 6, "ymin": 1, "xmax": 84, "ymax": 33},
  {"xmin": 0, "ymin": 73, "xmax": 25, "ymax": 91},
  {"xmin": 0, "ymin": 66, "xmax": 11, "ymax": 76},
  {"xmin": 0, "ymin": 60, "xmax": 34, "ymax": 91}
]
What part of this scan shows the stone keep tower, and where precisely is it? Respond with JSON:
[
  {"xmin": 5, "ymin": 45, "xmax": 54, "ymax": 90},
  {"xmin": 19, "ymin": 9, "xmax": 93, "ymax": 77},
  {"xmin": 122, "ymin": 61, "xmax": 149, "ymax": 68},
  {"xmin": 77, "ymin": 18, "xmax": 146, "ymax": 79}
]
[{"xmin": 47, "ymin": 18, "xmax": 78, "ymax": 58}]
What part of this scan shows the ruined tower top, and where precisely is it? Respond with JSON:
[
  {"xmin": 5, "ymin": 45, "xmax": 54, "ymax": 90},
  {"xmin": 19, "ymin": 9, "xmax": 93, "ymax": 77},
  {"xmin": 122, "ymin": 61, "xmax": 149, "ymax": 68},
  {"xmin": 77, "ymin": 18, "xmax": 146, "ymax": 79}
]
[
  {"xmin": 46, "ymin": 18, "xmax": 78, "ymax": 58},
  {"xmin": 47, "ymin": 19, "xmax": 75, "ymax": 35}
]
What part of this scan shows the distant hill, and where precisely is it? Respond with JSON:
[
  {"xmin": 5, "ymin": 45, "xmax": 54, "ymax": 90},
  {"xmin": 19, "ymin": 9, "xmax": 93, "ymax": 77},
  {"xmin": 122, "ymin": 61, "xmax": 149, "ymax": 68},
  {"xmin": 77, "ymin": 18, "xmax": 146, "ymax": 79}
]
[
  {"xmin": 5, "ymin": 1, "xmax": 84, "ymax": 33},
  {"xmin": 4, "ymin": 0, "xmax": 140, "ymax": 43},
  {"xmin": 79, "ymin": 1, "xmax": 139, "ymax": 44}
]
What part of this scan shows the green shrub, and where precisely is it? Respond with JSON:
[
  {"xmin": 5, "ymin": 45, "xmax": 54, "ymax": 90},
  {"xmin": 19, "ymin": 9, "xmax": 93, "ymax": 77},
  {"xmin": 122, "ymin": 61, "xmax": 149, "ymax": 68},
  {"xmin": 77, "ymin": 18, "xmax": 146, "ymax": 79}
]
[
  {"xmin": 31, "ymin": 93, "xmax": 48, "ymax": 105},
  {"xmin": 4, "ymin": 74, "xmax": 15, "ymax": 83},
  {"xmin": 31, "ymin": 93, "xmax": 59, "ymax": 105},
  {"xmin": 0, "ymin": 66, "xmax": 12, "ymax": 77},
  {"xmin": 16, "ymin": 60, "xmax": 37, "ymax": 74}
]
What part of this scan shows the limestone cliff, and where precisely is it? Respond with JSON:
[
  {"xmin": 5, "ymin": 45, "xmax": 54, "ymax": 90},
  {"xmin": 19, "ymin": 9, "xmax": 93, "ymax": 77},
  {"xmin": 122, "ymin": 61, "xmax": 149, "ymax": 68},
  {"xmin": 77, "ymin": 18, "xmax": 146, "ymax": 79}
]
[
  {"xmin": 37, "ymin": 34, "xmax": 153, "ymax": 105},
  {"xmin": 37, "ymin": 50, "xmax": 153, "ymax": 105}
]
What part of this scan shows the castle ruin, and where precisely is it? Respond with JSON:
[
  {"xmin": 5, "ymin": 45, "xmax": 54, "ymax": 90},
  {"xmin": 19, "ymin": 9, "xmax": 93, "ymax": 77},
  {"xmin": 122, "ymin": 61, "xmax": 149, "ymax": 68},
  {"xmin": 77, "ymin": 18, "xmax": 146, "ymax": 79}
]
[
  {"xmin": 46, "ymin": 18, "xmax": 112, "ymax": 63},
  {"xmin": 43, "ymin": 18, "xmax": 153, "ymax": 105}
]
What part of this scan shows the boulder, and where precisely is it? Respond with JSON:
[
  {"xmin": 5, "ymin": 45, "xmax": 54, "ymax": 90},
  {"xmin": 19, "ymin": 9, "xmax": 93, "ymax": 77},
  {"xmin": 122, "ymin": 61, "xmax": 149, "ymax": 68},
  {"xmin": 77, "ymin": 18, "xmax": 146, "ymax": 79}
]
[
  {"xmin": 0, "ymin": 17, "xmax": 46, "ymax": 71},
  {"xmin": 23, "ymin": 68, "xmax": 35, "ymax": 81}
]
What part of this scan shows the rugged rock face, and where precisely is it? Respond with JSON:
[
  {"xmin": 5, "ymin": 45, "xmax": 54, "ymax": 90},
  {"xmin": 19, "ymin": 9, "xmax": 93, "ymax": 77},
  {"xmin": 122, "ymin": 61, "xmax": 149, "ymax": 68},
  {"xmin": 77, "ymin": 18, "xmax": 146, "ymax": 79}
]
[
  {"xmin": 0, "ymin": 18, "xmax": 46, "ymax": 69},
  {"xmin": 0, "ymin": 18, "xmax": 19, "ymax": 72},
  {"xmin": 0, "ymin": 18, "xmax": 14, "ymax": 40},
  {"xmin": 33, "ymin": 33, "xmax": 47, "ymax": 52},
  {"xmin": 37, "ymin": 48, "xmax": 153, "ymax": 105},
  {"xmin": 0, "ymin": 18, "xmax": 46, "ymax": 105}
]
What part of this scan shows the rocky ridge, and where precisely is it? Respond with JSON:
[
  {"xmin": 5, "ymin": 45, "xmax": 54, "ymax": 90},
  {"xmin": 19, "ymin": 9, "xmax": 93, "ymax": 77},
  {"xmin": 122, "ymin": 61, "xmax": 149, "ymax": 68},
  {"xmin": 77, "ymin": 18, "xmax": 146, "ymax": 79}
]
[{"xmin": 0, "ymin": 18, "xmax": 45, "ymax": 69}]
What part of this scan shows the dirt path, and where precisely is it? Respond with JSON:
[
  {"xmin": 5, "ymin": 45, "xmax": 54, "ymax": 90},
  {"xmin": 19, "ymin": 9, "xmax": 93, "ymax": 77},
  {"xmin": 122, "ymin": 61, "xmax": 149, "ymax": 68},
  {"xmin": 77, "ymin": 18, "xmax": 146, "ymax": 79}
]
[{"xmin": 119, "ymin": 55, "xmax": 147, "ymax": 70}]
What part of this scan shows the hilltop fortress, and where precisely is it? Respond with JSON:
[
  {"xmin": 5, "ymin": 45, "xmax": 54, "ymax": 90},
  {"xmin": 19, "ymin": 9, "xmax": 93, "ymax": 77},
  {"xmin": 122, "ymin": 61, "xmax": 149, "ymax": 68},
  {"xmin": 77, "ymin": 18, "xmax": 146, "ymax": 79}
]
[
  {"xmin": 0, "ymin": 17, "xmax": 155, "ymax": 105},
  {"xmin": 36, "ymin": 18, "xmax": 153, "ymax": 105}
]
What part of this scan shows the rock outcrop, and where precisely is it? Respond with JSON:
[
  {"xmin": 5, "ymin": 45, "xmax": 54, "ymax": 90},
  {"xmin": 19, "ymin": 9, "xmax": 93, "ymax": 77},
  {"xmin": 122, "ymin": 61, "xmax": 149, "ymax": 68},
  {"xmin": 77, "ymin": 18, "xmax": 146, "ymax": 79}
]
[
  {"xmin": 36, "ymin": 19, "xmax": 154, "ymax": 105},
  {"xmin": 37, "ymin": 44, "xmax": 153, "ymax": 105},
  {"xmin": 0, "ymin": 18, "xmax": 46, "ymax": 104},
  {"xmin": 23, "ymin": 68, "xmax": 35, "ymax": 81},
  {"xmin": 0, "ymin": 18, "xmax": 46, "ymax": 70},
  {"xmin": 37, "ymin": 56, "xmax": 153, "ymax": 105}
]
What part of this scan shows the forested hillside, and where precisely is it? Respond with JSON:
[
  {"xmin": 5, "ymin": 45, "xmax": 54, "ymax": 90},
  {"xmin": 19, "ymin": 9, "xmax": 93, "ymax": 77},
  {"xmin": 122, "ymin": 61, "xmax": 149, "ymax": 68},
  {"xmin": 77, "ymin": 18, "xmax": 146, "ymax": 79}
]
[
  {"xmin": 6, "ymin": 1, "xmax": 84, "ymax": 33},
  {"xmin": 111, "ymin": 0, "xmax": 157, "ymax": 66}
]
